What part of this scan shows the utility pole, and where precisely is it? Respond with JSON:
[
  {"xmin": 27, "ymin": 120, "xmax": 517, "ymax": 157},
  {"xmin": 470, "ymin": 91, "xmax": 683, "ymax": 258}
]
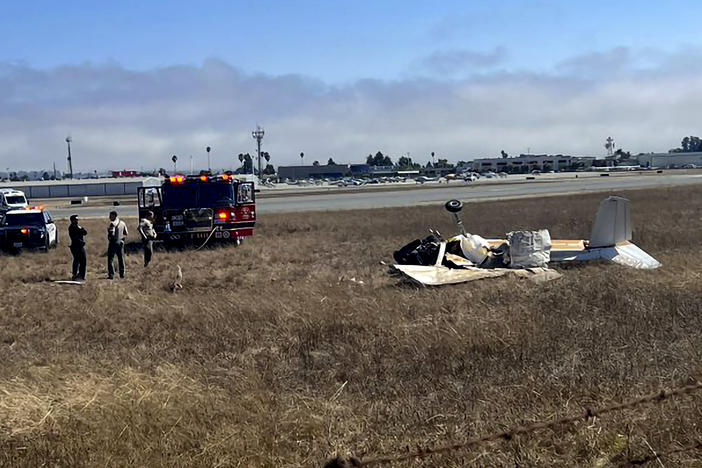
[
  {"xmin": 251, "ymin": 126, "xmax": 264, "ymax": 180},
  {"xmin": 53, "ymin": 162, "xmax": 57, "ymax": 179},
  {"xmin": 65, "ymin": 136, "xmax": 73, "ymax": 179}
]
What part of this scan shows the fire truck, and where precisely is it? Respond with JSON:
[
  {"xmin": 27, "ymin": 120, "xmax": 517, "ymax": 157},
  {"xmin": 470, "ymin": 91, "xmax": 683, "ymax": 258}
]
[{"xmin": 137, "ymin": 174, "xmax": 256, "ymax": 245}]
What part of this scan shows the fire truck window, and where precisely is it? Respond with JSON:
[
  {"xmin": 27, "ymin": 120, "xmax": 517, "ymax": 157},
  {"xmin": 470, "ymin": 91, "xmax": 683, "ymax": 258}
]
[
  {"xmin": 197, "ymin": 184, "xmax": 234, "ymax": 207},
  {"xmin": 162, "ymin": 185, "xmax": 199, "ymax": 210}
]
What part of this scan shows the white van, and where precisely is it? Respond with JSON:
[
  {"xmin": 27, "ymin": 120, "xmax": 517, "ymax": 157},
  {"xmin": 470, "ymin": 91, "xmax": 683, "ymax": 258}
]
[{"xmin": 0, "ymin": 189, "xmax": 29, "ymax": 211}]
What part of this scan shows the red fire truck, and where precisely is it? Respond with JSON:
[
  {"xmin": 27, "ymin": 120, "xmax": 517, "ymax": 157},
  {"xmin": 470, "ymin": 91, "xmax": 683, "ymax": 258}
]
[{"xmin": 137, "ymin": 174, "xmax": 256, "ymax": 245}]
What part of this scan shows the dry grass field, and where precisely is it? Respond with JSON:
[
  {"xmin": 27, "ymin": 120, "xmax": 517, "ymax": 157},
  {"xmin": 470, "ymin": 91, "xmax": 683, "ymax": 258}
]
[{"xmin": 1, "ymin": 186, "xmax": 702, "ymax": 467}]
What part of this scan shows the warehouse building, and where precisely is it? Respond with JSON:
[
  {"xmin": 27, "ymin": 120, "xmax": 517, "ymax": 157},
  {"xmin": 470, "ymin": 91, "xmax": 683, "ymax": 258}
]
[
  {"xmin": 469, "ymin": 154, "xmax": 595, "ymax": 172},
  {"xmin": 636, "ymin": 152, "xmax": 702, "ymax": 168}
]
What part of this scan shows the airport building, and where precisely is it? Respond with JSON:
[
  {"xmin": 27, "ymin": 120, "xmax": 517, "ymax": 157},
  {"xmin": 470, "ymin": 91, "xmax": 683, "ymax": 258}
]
[
  {"xmin": 636, "ymin": 152, "xmax": 702, "ymax": 168},
  {"xmin": 420, "ymin": 166, "xmax": 456, "ymax": 177},
  {"xmin": 468, "ymin": 154, "xmax": 595, "ymax": 173},
  {"xmin": 277, "ymin": 164, "xmax": 417, "ymax": 180}
]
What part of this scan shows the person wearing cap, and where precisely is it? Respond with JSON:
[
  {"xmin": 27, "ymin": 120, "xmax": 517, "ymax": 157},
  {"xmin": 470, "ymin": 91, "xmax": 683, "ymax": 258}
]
[
  {"xmin": 68, "ymin": 214, "xmax": 87, "ymax": 281},
  {"xmin": 107, "ymin": 210, "xmax": 128, "ymax": 279},
  {"xmin": 138, "ymin": 210, "xmax": 157, "ymax": 267}
]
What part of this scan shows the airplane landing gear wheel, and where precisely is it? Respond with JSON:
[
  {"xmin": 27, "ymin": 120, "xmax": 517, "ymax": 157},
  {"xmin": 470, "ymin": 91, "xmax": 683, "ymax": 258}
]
[{"xmin": 445, "ymin": 199, "xmax": 463, "ymax": 213}]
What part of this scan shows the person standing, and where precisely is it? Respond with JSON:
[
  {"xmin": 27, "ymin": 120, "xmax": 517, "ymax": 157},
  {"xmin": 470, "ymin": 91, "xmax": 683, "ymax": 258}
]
[
  {"xmin": 138, "ymin": 210, "xmax": 157, "ymax": 267},
  {"xmin": 107, "ymin": 210, "xmax": 128, "ymax": 279},
  {"xmin": 68, "ymin": 214, "xmax": 87, "ymax": 281}
]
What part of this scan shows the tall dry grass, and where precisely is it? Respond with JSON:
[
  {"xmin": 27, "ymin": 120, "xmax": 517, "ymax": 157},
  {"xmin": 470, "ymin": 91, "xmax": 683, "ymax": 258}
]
[{"xmin": 1, "ymin": 186, "xmax": 701, "ymax": 467}]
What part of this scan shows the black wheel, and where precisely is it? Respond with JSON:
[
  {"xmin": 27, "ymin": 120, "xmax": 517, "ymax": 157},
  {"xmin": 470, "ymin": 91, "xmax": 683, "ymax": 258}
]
[
  {"xmin": 444, "ymin": 199, "xmax": 463, "ymax": 213},
  {"xmin": 53, "ymin": 230, "xmax": 59, "ymax": 248},
  {"xmin": 42, "ymin": 236, "xmax": 50, "ymax": 253}
]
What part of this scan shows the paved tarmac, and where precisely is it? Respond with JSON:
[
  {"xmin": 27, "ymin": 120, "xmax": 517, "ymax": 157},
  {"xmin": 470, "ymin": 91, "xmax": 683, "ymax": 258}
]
[{"xmin": 49, "ymin": 173, "xmax": 702, "ymax": 219}]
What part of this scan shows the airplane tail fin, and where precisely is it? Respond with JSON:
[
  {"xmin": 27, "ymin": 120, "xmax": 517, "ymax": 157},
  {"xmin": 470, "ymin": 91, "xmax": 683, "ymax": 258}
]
[{"xmin": 589, "ymin": 196, "xmax": 632, "ymax": 247}]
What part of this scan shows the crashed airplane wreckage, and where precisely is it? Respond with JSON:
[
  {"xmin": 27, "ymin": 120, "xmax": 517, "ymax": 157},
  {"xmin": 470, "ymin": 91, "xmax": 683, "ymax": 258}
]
[{"xmin": 390, "ymin": 196, "xmax": 661, "ymax": 286}]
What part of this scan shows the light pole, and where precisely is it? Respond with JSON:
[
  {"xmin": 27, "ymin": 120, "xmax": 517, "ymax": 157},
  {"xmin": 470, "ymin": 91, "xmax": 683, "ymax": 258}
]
[
  {"xmin": 65, "ymin": 136, "xmax": 74, "ymax": 179},
  {"xmin": 252, "ymin": 126, "xmax": 265, "ymax": 180},
  {"xmin": 172, "ymin": 154, "xmax": 178, "ymax": 173},
  {"xmin": 300, "ymin": 152, "xmax": 304, "ymax": 165},
  {"xmin": 206, "ymin": 146, "xmax": 211, "ymax": 172}
]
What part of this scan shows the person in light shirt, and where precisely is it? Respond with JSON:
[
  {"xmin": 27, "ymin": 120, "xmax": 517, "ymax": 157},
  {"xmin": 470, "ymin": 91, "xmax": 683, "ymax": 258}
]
[
  {"xmin": 107, "ymin": 210, "xmax": 128, "ymax": 279},
  {"xmin": 138, "ymin": 210, "xmax": 157, "ymax": 267}
]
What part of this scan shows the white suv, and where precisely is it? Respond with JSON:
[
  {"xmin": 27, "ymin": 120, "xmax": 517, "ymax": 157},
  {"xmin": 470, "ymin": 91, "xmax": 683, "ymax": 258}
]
[{"xmin": 0, "ymin": 189, "xmax": 28, "ymax": 210}]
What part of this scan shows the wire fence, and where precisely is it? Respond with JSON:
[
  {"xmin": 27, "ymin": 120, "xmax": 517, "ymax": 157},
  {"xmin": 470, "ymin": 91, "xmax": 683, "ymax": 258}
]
[{"xmin": 324, "ymin": 381, "xmax": 702, "ymax": 467}]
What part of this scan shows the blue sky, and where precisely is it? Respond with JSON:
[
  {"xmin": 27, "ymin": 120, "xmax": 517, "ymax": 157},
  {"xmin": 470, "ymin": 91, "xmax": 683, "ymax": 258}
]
[
  {"xmin": 2, "ymin": 1, "xmax": 702, "ymax": 170},
  {"xmin": 3, "ymin": 1, "xmax": 699, "ymax": 82}
]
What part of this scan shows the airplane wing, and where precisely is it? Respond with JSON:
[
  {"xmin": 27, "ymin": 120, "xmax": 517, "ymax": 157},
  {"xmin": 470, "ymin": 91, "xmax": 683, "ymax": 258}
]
[{"xmin": 390, "ymin": 264, "xmax": 562, "ymax": 286}]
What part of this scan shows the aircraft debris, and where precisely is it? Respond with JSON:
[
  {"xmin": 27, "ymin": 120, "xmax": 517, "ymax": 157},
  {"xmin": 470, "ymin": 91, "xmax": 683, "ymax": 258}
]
[{"xmin": 390, "ymin": 196, "xmax": 660, "ymax": 286}]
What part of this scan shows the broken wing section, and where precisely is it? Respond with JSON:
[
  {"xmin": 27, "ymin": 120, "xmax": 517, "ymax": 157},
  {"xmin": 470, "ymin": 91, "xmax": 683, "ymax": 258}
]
[{"xmin": 390, "ymin": 264, "xmax": 562, "ymax": 286}]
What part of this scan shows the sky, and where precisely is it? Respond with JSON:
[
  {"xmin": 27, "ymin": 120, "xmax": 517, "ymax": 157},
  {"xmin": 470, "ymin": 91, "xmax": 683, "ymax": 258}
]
[{"xmin": 2, "ymin": 1, "xmax": 702, "ymax": 171}]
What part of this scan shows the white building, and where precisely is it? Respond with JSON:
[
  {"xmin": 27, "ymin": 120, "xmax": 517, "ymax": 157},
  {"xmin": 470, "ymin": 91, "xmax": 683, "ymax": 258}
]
[
  {"xmin": 469, "ymin": 154, "xmax": 595, "ymax": 173},
  {"xmin": 636, "ymin": 152, "xmax": 702, "ymax": 168}
]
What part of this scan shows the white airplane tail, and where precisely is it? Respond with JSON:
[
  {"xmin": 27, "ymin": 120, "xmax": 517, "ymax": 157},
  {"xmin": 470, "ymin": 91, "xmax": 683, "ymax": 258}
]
[
  {"xmin": 586, "ymin": 196, "xmax": 661, "ymax": 269},
  {"xmin": 589, "ymin": 196, "xmax": 632, "ymax": 247}
]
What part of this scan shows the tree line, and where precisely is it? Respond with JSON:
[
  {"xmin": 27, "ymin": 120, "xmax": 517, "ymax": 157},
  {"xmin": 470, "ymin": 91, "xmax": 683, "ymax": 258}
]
[{"xmin": 670, "ymin": 135, "xmax": 702, "ymax": 153}]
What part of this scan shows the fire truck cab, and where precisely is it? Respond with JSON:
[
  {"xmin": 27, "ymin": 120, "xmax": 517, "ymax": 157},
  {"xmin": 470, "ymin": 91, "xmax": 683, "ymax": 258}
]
[{"xmin": 137, "ymin": 174, "xmax": 256, "ymax": 244}]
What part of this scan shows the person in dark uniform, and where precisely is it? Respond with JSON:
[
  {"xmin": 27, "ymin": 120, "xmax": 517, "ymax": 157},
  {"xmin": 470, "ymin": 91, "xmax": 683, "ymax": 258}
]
[{"xmin": 68, "ymin": 214, "xmax": 87, "ymax": 281}]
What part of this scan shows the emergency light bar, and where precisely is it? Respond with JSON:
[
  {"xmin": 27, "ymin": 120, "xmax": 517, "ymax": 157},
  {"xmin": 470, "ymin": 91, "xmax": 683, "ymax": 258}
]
[{"xmin": 166, "ymin": 174, "xmax": 243, "ymax": 185}]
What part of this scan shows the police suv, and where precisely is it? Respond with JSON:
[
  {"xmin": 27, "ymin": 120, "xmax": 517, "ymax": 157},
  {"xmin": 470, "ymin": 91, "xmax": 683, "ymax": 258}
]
[{"xmin": 0, "ymin": 208, "xmax": 58, "ymax": 252}]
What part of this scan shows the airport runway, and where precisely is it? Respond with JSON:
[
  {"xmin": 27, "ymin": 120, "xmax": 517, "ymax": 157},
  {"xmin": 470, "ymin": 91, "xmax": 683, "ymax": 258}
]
[{"xmin": 49, "ymin": 173, "xmax": 702, "ymax": 219}]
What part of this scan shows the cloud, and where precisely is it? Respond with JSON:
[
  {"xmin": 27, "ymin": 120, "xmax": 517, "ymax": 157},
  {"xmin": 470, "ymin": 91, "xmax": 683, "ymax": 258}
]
[
  {"xmin": 1, "ymin": 51, "xmax": 702, "ymax": 172},
  {"xmin": 413, "ymin": 47, "xmax": 508, "ymax": 76},
  {"xmin": 555, "ymin": 46, "xmax": 702, "ymax": 78},
  {"xmin": 556, "ymin": 47, "xmax": 634, "ymax": 76}
]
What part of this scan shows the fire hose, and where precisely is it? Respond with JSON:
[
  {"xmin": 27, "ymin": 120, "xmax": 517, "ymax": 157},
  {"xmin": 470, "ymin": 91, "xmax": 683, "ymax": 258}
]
[{"xmin": 194, "ymin": 226, "xmax": 221, "ymax": 251}]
